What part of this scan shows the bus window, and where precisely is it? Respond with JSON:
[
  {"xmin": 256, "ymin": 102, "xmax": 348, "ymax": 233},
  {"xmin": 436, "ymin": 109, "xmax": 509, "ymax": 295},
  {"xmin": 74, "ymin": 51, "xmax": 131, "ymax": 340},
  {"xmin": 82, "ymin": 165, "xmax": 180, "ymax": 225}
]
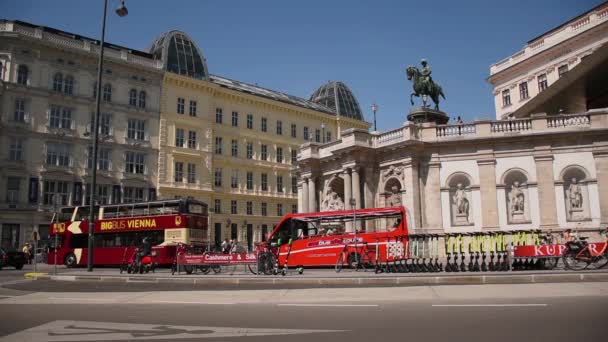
[
  {"xmin": 68, "ymin": 234, "xmax": 88, "ymax": 249},
  {"xmin": 188, "ymin": 202, "xmax": 206, "ymax": 215},
  {"xmin": 58, "ymin": 208, "xmax": 75, "ymax": 222}
]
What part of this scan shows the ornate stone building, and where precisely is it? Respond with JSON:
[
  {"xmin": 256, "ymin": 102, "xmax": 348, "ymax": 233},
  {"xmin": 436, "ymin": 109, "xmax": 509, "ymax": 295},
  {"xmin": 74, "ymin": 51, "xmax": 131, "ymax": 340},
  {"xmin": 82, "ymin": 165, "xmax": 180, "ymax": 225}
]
[
  {"xmin": 0, "ymin": 20, "xmax": 163, "ymax": 249},
  {"xmin": 298, "ymin": 6, "xmax": 608, "ymax": 234},
  {"xmin": 488, "ymin": 2, "xmax": 608, "ymax": 119}
]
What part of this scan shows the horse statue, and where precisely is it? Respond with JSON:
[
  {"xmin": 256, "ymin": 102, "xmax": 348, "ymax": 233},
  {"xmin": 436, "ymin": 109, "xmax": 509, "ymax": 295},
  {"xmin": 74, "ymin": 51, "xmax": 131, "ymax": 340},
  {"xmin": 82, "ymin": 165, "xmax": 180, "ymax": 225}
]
[{"xmin": 406, "ymin": 62, "xmax": 445, "ymax": 110}]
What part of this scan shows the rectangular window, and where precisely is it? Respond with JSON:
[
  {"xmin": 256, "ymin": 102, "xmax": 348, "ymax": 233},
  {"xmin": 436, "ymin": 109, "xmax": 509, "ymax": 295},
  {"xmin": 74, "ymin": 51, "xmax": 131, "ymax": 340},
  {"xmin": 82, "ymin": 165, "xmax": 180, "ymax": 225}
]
[
  {"xmin": 87, "ymin": 146, "xmax": 110, "ymax": 171},
  {"xmin": 61, "ymin": 108, "xmax": 72, "ymax": 129},
  {"xmin": 188, "ymin": 131, "xmax": 197, "ymax": 149},
  {"xmin": 261, "ymin": 173, "xmax": 268, "ymax": 191},
  {"xmin": 291, "ymin": 149, "xmax": 297, "ymax": 164},
  {"xmin": 189, "ymin": 100, "xmax": 197, "ymax": 117},
  {"xmin": 231, "ymin": 139, "xmax": 238, "ymax": 157},
  {"xmin": 187, "ymin": 163, "xmax": 196, "ymax": 184},
  {"xmin": 261, "ymin": 144, "xmax": 267, "ymax": 161},
  {"xmin": 50, "ymin": 106, "xmax": 61, "ymax": 128},
  {"xmin": 261, "ymin": 202, "xmax": 267, "ymax": 216},
  {"xmin": 177, "ymin": 97, "xmax": 185, "ymax": 114},
  {"xmin": 9, "ymin": 137, "xmax": 23, "ymax": 161},
  {"xmin": 231, "ymin": 200, "xmax": 237, "ymax": 215},
  {"xmin": 125, "ymin": 151, "xmax": 145, "ymax": 174},
  {"xmin": 246, "ymin": 201, "xmax": 253, "ymax": 215},
  {"xmin": 214, "ymin": 168, "xmax": 222, "ymax": 187},
  {"xmin": 519, "ymin": 82, "xmax": 529, "ymax": 100},
  {"xmin": 232, "ymin": 111, "xmax": 239, "ymax": 127},
  {"xmin": 123, "ymin": 186, "xmax": 144, "ymax": 203},
  {"xmin": 246, "ymin": 113, "xmax": 253, "ymax": 129},
  {"xmin": 292, "ymin": 204, "xmax": 297, "ymax": 214},
  {"xmin": 276, "ymin": 147, "xmax": 283, "ymax": 163},
  {"xmin": 50, "ymin": 106, "xmax": 72, "ymax": 129},
  {"xmin": 231, "ymin": 169, "xmax": 239, "ymax": 189},
  {"xmin": 127, "ymin": 119, "xmax": 146, "ymax": 140},
  {"xmin": 261, "ymin": 117, "xmax": 267, "ymax": 132},
  {"xmin": 277, "ymin": 203, "xmax": 283, "ymax": 217},
  {"xmin": 502, "ymin": 89, "xmax": 511, "ymax": 107},
  {"xmin": 6, "ymin": 177, "xmax": 20, "ymax": 206},
  {"xmin": 315, "ymin": 129, "xmax": 321, "ymax": 143},
  {"xmin": 99, "ymin": 113, "xmax": 111, "ymax": 136},
  {"xmin": 215, "ymin": 137, "xmax": 223, "ymax": 154},
  {"xmin": 277, "ymin": 175, "xmax": 283, "ymax": 193},
  {"xmin": 246, "ymin": 171, "xmax": 253, "ymax": 190},
  {"xmin": 558, "ymin": 64, "xmax": 568, "ymax": 78},
  {"xmin": 43, "ymin": 180, "xmax": 69, "ymax": 205},
  {"xmin": 175, "ymin": 128, "xmax": 185, "ymax": 147},
  {"xmin": 303, "ymin": 127, "xmax": 309, "ymax": 141},
  {"xmin": 174, "ymin": 162, "xmax": 184, "ymax": 182},
  {"xmin": 538, "ymin": 74, "xmax": 548, "ymax": 92},
  {"xmin": 46, "ymin": 143, "xmax": 71, "ymax": 167},
  {"xmin": 246, "ymin": 143, "xmax": 253, "ymax": 159},
  {"xmin": 85, "ymin": 184, "xmax": 110, "ymax": 205},
  {"xmin": 291, "ymin": 124, "xmax": 297, "ymax": 138},
  {"xmin": 215, "ymin": 108, "xmax": 223, "ymax": 123},
  {"xmin": 326, "ymin": 131, "xmax": 332, "ymax": 143},
  {"xmin": 14, "ymin": 98, "xmax": 26, "ymax": 122},
  {"xmin": 214, "ymin": 199, "xmax": 221, "ymax": 214},
  {"xmin": 276, "ymin": 120, "xmax": 282, "ymax": 135},
  {"xmin": 291, "ymin": 176, "xmax": 297, "ymax": 194}
]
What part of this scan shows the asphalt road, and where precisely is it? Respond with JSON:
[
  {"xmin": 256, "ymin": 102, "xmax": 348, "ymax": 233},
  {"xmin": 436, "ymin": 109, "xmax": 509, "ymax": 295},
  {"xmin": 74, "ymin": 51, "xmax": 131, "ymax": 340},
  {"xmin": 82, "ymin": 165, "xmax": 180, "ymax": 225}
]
[{"xmin": 0, "ymin": 283, "xmax": 607, "ymax": 341}]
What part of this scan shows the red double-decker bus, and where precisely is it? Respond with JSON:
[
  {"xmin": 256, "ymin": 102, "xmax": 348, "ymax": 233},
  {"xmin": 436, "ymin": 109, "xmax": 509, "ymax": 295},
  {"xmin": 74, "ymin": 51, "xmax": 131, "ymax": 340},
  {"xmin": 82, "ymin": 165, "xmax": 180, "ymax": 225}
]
[
  {"xmin": 259, "ymin": 206, "xmax": 408, "ymax": 269},
  {"xmin": 47, "ymin": 199, "xmax": 208, "ymax": 267}
]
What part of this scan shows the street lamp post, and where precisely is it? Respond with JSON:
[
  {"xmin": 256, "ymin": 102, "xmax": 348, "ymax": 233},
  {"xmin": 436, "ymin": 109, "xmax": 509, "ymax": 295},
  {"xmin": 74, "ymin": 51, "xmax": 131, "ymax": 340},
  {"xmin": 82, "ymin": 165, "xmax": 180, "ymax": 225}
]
[
  {"xmin": 88, "ymin": 0, "xmax": 128, "ymax": 272},
  {"xmin": 371, "ymin": 102, "xmax": 378, "ymax": 132}
]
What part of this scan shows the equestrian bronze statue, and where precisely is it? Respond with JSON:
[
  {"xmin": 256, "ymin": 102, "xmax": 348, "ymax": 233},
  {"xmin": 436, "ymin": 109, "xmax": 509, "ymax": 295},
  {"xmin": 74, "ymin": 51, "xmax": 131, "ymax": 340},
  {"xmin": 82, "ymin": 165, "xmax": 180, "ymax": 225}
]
[{"xmin": 406, "ymin": 59, "xmax": 446, "ymax": 110}]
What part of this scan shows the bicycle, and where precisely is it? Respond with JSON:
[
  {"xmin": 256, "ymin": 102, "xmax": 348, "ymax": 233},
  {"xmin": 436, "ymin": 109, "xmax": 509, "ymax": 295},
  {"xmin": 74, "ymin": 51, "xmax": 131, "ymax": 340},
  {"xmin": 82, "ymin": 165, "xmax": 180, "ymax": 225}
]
[
  {"xmin": 562, "ymin": 230, "xmax": 608, "ymax": 270},
  {"xmin": 335, "ymin": 239, "xmax": 374, "ymax": 272}
]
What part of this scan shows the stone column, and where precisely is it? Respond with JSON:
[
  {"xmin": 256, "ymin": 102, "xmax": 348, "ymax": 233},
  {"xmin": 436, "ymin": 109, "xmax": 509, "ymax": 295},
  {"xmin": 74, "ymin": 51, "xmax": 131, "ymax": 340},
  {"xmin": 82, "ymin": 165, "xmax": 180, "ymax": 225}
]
[
  {"xmin": 363, "ymin": 166, "xmax": 375, "ymax": 209},
  {"xmin": 301, "ymin": 178, "xmax": 309, "ymax": 213},
  {"xmin": 477, "ymin": 159, "xmax": 499, "ymax": 229},
  {"xmin": 308, "ymin": 177, "xmax": 316, "ymax": 213},
  {"xmin": 297, "ymin": 182, "xmax": 304, "ymax": 213},
  {"xmin": 402, "ymin": 161, "xmax": 421, "ymax": 231},
  {"xmin": 593, "ymin": 150, "xmax": 608, "ymax": 225},
  {"xmin": 423, "ymin": 160, "xmax": 443, "ymax": 230},
  {"xmin": 352, "ymin": 167, "xmax": 361, "ymax": 210},
  {"xmin": 343, "ymin": 168, "xmax": 353, "ymax": 232},
  {"xmin": 534, "ymin": 155, "xmax": 559, "ymax": 229}
]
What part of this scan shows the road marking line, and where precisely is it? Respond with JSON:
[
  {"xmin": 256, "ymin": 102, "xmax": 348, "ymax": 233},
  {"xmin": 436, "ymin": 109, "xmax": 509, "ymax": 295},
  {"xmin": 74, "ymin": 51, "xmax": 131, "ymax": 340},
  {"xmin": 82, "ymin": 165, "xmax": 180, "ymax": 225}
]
[
  {"xmin": 47, "ymin": 297, "xmax": 110, "ymax": 302},
  {"xmin": 150, "ymin": 301, "xmax": 236, "ymax": 305},
  {"xmin": 432, "ymin": 304, "xmax": 548, "ymax": 307},
  {"xmin": 278, "ymin": 304, "xmax": 379, "ymax": 307},
  {"xmin": 0, "ymin": 295, "xmax": 15, "ymax": 298}
]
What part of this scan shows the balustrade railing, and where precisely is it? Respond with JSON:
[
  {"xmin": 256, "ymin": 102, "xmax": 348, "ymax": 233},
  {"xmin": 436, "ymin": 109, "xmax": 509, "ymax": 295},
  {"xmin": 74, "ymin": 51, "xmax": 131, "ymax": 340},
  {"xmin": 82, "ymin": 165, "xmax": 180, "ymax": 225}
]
[
  {"xmin": 375, "ymin": 127, "xmax": 404, "ymax": 146},
  {"xmin": 547, "ymin": 114, "xmax": 590, "ymax": 128},
  {"xmin": 436, "ymin": 124, "xmax": 475, "ymax": 138},
  {"xmin": 491, "ymin": 119, "xmax": 531, "ymax": 133}
]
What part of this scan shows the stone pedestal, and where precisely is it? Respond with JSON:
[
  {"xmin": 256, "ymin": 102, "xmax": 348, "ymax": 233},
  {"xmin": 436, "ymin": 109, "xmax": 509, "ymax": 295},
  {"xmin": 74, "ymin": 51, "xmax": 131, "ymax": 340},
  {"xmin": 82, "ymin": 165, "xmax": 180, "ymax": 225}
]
[
  {"xmin": 407, "ymin": 107, "xmax": 449, "ymax": 125},
  {"xmin": 511, "ymin": 211, "xmax": 525, "ymax": 223},
  {"xmin": 454, "ymin": 213, "xmax": 470, "ymax": 225},
  {"xmin": 569, "ymin": 208, "xmax": 585, "ymax": 221}
]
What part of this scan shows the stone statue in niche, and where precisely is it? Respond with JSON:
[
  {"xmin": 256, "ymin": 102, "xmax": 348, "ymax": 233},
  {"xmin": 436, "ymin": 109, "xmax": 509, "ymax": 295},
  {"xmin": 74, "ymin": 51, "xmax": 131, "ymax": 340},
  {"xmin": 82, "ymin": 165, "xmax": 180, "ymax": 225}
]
[
  {"xmin": 508, "ymin": 181, "xmax": 525, "ymax": 214},
  {"xmin": 387, "ymin": 185, "xmax": 402, "ymax": 207},
  {"xmin": 322, "ymin": 190, "xmax": 344, "ymax": 211},
  {"xmin": 568, "ymin": 177, "xmax": 583, "ymax": 209},
  {"xmin": 452, "ymin": 183, "xmax": 469, "ymax": 224}
]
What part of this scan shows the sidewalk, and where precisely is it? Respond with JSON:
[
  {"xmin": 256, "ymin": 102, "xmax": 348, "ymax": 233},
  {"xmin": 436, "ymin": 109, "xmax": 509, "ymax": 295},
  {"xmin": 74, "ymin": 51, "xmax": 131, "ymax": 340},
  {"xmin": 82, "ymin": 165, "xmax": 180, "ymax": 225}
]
[{"xmin": 30, "ymin": 265, "xmax": 608, "ymax": 287}]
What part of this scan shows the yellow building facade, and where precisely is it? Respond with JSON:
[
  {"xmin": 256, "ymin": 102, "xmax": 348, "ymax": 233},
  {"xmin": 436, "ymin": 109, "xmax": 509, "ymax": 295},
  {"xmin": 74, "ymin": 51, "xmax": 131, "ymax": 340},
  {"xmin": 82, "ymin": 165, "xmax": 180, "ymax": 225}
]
[{"xmin": 151, "ymin": 31, "xmax": 368, "ymax": 250}]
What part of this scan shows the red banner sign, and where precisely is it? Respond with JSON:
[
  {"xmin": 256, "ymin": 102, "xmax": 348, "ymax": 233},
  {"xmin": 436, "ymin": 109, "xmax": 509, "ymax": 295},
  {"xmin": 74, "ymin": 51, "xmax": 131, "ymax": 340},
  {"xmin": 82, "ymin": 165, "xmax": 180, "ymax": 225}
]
[
  {"xmin": 513, "ymin": 243, "xmax": 607, "ymax": 257},
  {"xmin": 177, "ymin": 253, "xmax": 257, "ymax": 265}
]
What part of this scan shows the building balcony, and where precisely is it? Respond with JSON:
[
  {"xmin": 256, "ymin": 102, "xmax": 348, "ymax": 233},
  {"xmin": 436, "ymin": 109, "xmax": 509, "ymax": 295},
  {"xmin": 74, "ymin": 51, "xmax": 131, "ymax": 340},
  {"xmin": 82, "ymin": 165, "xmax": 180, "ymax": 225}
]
[
  {"xmin": 1, "ymin": 115, "xmax": 34, "ymax": 131},
  {"xmin": 301, "ymin": 109, "xmax": 607, "ymax": 160}
]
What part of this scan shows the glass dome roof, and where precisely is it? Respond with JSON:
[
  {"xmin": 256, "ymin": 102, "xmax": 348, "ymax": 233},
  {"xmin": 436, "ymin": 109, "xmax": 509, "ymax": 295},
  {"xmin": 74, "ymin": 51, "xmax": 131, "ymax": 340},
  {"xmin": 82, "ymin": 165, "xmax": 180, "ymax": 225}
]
[
  {"xmin": 309, "ymin": 81, "xmax": 363, "ymax": 120},
  {"xmin": 149, "ymin": 31, "xmax": 209, "ymax": 80}
]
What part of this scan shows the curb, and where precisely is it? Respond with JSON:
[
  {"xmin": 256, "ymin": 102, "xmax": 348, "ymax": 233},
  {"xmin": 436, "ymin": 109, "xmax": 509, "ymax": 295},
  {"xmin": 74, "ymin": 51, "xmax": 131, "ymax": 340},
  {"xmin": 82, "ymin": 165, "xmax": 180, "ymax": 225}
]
[{"xmin": 29, "ymin": 272, "xmax": 608, "ymax": 287}]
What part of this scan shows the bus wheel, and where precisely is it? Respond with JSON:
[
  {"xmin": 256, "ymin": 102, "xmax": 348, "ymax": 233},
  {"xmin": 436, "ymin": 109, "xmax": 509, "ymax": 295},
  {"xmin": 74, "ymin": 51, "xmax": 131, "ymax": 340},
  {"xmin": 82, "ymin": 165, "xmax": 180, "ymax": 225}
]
[{"xmin": 64, "ymin": 254, "xmax": 77, "ymax": 268}]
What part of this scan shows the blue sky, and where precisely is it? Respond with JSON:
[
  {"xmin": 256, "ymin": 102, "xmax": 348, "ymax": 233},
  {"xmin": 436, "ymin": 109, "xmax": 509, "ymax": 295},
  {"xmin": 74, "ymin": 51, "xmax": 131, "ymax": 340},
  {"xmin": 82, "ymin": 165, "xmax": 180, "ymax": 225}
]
[{"xmin": 1, "ymin": 0, "xmax": 602, "ymax": 130}]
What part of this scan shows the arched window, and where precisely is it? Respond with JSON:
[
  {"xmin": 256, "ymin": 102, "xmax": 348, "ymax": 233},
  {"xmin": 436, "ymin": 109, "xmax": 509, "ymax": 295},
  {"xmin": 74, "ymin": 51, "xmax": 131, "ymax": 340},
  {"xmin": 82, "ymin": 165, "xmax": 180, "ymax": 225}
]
[
  {"xmin": 138, "ymin": 91, "xmax": 146, "ymax": 109},
  {"xmin": 53, "ymin": 73, "xmax": 63, "ymax": 92},
  {"xmin": 17, "ymin": 65, "xmax": 28, "ymax": 85},
  {"xmin": 129, "ymin": 89, "xmax": 137, "ymax": 106},
  {"xmin": 103, "ymin": 83, "xmax": 112, "ymax": 102},
  {"xmin": 64, "ymin": 76, "xmax": 74, "ymax": 95}
]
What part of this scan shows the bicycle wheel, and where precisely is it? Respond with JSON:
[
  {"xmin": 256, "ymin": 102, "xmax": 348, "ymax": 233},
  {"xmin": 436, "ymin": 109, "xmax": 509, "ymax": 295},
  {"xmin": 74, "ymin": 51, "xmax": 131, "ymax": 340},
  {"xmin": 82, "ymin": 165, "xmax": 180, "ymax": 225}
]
[
  {"xmin": 198, "ymin": 265, "xmax": 211, "ymax": 274},
  {"xmin": 592, "ymin": 255, "xmax": 608, "ymax": 269},
  {"xmin": 543, "ymin": 257, "xmax": 558, "ymax": 270},
  {"xmin": 248, "ymin": 261, "xmax": 259, "ymax": 275},
  {"xmin": 335, "ymin": 253, "xmax": 345, "ymax": 273},
  {"xmin": 211, "ymin": 265, "xmax": 221, "ymax": 274},
  {"xmin": 562, "ymin": 252, "xmax": 587, "ymax": 270}
]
